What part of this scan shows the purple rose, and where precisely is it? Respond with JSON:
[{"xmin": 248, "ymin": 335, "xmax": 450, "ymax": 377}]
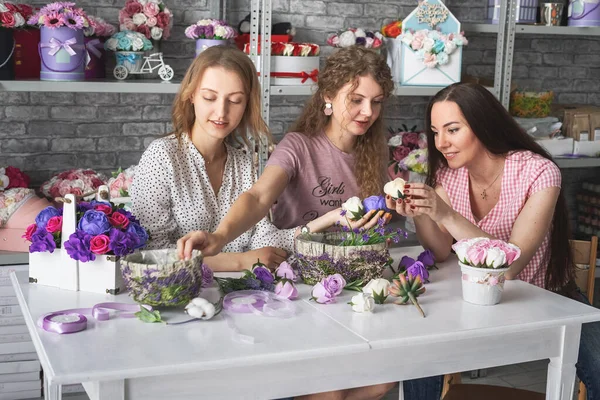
[
  {"xmin": 362, "ymin": 195, "xmax": 388, "ymax": 213},
  {"xmin": 398, "ymin": 255, "xmax": 415, "ymax": 271},
  {"xmin": 253, "ymin": 266, "xmax": 274, "ymax": 284},
  {"xmin": 323, "ymin": 273, "xmax": 346, "ymax": 296},
  {"xmin": 201, "ymin": 263, "xmax": 214, "ymax": 288},
  {"xmin": 29, "ymin": 230, "xmax": 57, "ymax": 253},
  {"xmin": 407, "ymin": 261, "xmax": 429, "ymax": 283},
  {"xmin": 64, "ymin": 231, "xmax": 95, "ymax": 262},
  {"xmin": 311, "ymin": 282, "xmax": 336, "ymax": 304},
  {"xmin": 78, "ymin": 210, "xmax": 111, "ymax": 236},
  {"xmin": 126, "ymin": 222, "xmax": 149, "ymax": 249},
  {"xmin": 108, "ymin": 228, "xmax": 137, "ymax": 257},
  {"xmin": 35, "ymin": 206, "xmax": 61, "ymax": 230},
  {"xmin": 356, "ymin": 36, "xmax": 366, "ymax": 46},
  {"xmin": 417, "ymin": 249, "xmax": 435, "ymax": 268},
  {"xmin": 196, "ymin": 25, "xmax": 206, "ymax": 38}
]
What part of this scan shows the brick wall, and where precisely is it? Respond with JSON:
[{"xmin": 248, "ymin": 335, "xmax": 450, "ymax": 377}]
[{"xmin": 1, "ymin": 0, "xmax": 598, "ymax": 226}]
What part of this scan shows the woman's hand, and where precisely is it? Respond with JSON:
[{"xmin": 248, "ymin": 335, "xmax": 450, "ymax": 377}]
[
  {"xmin": 385, "ymin": 183, "xmax": 452, "ymax": 223},
  {"xmin": 177, "ymin": 231, "xmax": 227, "ymax": 261},
  {"xmin": 238, "ymin": 247, "xmax": 288, "ymax": 271},
  {"xmin": 328, "ymin": 208, "xmax": 391, "ymax": 230}
]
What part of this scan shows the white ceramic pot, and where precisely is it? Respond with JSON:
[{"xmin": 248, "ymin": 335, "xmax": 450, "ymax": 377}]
[{"xmin": 460, "ymin": 262, "xmax": 508, "ymax": 305}]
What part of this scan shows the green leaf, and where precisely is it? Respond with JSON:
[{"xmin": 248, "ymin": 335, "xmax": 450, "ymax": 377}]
[
  {"xmin": 135, "ymin": 306, "xmax": 163, "ymax": 323},
  {"xmin": 119, "ymin": 188, "xmax": 129, "ymax": 197},
  {"xmin": 372, "ymin": 289, "xmax": 388, "ymax": 305}
]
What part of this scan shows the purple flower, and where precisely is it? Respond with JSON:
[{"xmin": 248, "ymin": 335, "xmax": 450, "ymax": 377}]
[
  {"xmin": 362, "ymin": 234, "xmax": 370, "ymax": 242},
  {"xmin": 253, "ymin": 266, "xmax": 275, "ymax": 284},
  {"xmin": 398, "ymin": 255, "xmax": 416, "ymax": 271},
  {"xmin": 200, "ymin": 263, "xmax": 214, "ymax": 288},
  {"xmin": 126, "ymin": 222, "xmax": 149, "ymax": 249},
  {"xmin": 108, "ymin": 228, "xmax": 137, "ymax": 257},
  {"xmin": 64, "ymin": 230, "xmax": 95, "ymax": 262},
  {"xmin": 417, "ymin": 249, "xmax": 436, "ymax": 268},
  {"xmin": 204, "ymin": 24, "xmax": 214, "ymax": 39},
  {"xmin": 323, "ymin": 273, "xmax": 346, "ymax": 296},
  {"xmin": 362, "ymin": 195, "xmax": 388, "ymax": 213},
  {"xmin": 78, "ymin": 210, "xmax": 110, "ymax": 236},
  {"xmin": 35, "ymin": 206, "xmax": 61, "ymax": 230},
  {"xmin": 29, "ymin": 230, "xmax": 57, "ymax": 253},
  {"xmin": 243, "ymin": 277, "xmax": 262, "ymax": 290},
  {"xmin": 275, "ymin": 261, "xmax": 296, "ymax": 281},
  {"xmin": 196, "ymin": 25, "xmax": 206, "ymax": 38},
  {"xmin": 356, "ymin": 36, "xmax": 366, "ymax": 46},
  {"xmin": 340, "ymin": 209, "xmax": 347, "ymax": 217},
  {"xmin": 311, "ymin": 282, "xmax": 336, "ymax": 304},
  {"xmin": 407, "ymin": 261, "xmax": 429, "ymax": 283}
]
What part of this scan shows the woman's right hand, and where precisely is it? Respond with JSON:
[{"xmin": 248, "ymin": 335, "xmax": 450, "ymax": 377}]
[
  {"xmin": 328, "ymin": 208, "xmax": 391, "ymax": 230},
  {"xmin": 177, "ymin": 231, "xmax": 227, "ymax": 260},
  {"xmin": 238, "ymin": 247, "xmax": 288, "ymax": 271}
]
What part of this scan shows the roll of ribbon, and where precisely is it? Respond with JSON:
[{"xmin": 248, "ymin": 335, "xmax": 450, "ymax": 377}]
[
  {"xmin": 223, "ymin": 290, "xmax": 296, "ymax": 318},
  {"xmin": 40, "ymin": 313, "xmax": 87, "ymax": 334}
]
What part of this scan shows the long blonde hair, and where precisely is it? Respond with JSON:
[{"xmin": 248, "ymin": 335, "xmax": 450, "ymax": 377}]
[
  {"xmin": 171, "ymin": 45, "xmax": 272, "ymax": 147},
  {"xmin": 291, "ymin": 46, "xmax": 394, "ymax": 198}
]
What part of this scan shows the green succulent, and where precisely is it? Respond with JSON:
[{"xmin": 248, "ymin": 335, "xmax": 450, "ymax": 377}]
[{"xmin": 388, "ymin": 274, "xmax": 426, "ymax": 318}]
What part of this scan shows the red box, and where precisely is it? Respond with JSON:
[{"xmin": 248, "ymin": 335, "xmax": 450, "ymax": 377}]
[
  {"xmin": 13, "ymin": 28, "xmax": 41, "ymax": 80},
  {"xmin": 234, "ymin": 34, "xmax": 292, "ymax": 51}
]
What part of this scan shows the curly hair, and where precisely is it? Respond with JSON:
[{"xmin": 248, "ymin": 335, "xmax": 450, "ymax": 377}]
[
  {"xmin": 170, "ymin": 45, "xmax": 272, "ymax": 148},
  {"xmin": 291, "ymin": 46, "xmax": 394, "ymax": 198}
]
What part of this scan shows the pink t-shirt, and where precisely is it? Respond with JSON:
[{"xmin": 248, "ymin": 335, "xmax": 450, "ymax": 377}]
[
  {"xmin": 437, "ymin": 151, "xmax": 561, "ymax": 288},
  {"xmin": 266, "ymin": 131, "xmax": 360, "ymax": 229}
]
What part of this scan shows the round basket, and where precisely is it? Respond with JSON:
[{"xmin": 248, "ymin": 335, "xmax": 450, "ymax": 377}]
[
  {"xmin": 294, "ymin": 232, "xmax": 390, "ymax": 285},
  {"xmin": 120, "ymin": 249, "xmax": 203, "ymax": 307}
]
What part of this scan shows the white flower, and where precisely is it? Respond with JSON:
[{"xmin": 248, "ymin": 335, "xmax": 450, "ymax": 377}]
[
  {"xmin": 196, "ymin": 19, "xmax": 212, "ymax": 26},
  {"xmin": 300, "ymin": 44, "xmax": 312, "ymax": 56},
  {"xmin": 131, "ymin": 37, "xmax": 144, "ymax": 51},
  {"xmin": 384, "ymin": 178, "xmax": 406, "ymax": 200},
  {"xmin": 388, "ymin": 135, "xmax": 403, "ymax": 147},
  {"xmin": 338, "ymin": 30, "xmax": 356, "ymax": 47},
  {"xmin": 401, "ymin": 31, "xmax": 414, "ymax": 46},
  {"xmin": 13, "ymin": 13, "xmax": 25, "ymax": 27},
  {"xmin": 341, "ymin": 196, "xmax": 364, "ymax": 219},
  {"xmin": 422, "ymin": 37, "xmax": 435, "ymax": 52},
  {"xmin": 283, "ymin": 43, "xmax": 295, "ymax": 56},
  {"xmin": 363, "ymin": 278, "xmax": 390, "ymax": 304},
  {"xmin": 132, "ymin": 13, "xmax": 147, "ymax": 26},
  {"xmin": 354, "ymin": 28, "xmax": 366, "ymax": 38},
  {"xmin": 350, "ymin": 293, "xmax": 375, "ymax": 313},
  {"xmin": 453, "ymin": 241, "xmax": 470, "ymax": 264},
  {"xmin": 485, "ymin": 248, "xmax": 507, "ymax": 269},
  {"xmin": 214, "ymin": 25, "xmax": 228, "ymax": 39},
  {"xmin": 185, "ymin": 297, "xmax": 216, "ymax": 320},
  {"xmin": 0, "ymin": 168, "xmax": 9, "ymax": 190},
  {"xmin": 0, "ymin": 4, "xmax": 8, "ymax": 12},
  {"xmin": 151, "ymin": 27, "xmax": 163, "ymax": 41},
  {"xmin": 138, "ymin": 0, "xmax": 148, "ymax": 4},
  {"xmin": 444, "ymin": 40, "xmax": 456, "ymax": 54}
]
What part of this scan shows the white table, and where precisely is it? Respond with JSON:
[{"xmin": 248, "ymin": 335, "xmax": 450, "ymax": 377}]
[{"xmin": 11, "ymin": 246, "xmax": 600, "ymax": 400}]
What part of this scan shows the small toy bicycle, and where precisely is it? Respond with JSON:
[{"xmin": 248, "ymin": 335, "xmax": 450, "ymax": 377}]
[{"xmin": 113, "ymin": 52, "xmax": 174, "ymax": 81}]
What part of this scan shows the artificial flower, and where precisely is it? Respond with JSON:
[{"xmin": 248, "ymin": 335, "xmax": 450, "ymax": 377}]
[
  {"xmin": 311, "ymin": 281, "xmax": 336, "ymax": 304},
  {"xmin": 275, "ymin": 280, "xmax": 298, "ymax": 300},
  {"xmin": 275, "ymin": 261, "xmax": 296, "ymax": 281},
  {"xmin": 118, "ymin": 0, "xmax": 172, "ymax": 40},
  {"xmin": 327, "ymin": 28, "xmax": 384, "ymax": 49},
  {"xmin": 104, "ymin": 30, "xmax": 153, "ymax": 52},
  {"xmin": 200, "ymin": 263, "xmax": 214, "ymax": 288},
  {"xmin": 27, "ymin": 2, "xmax": 90, "ymax": 30},
  {"xmin": 341, "ymin": 196, "xmax": 364, "ymax": 220},
  {"xmin": 381, "ymin": 20, "xmax": 402, "ymax": 38},
  {"xmin": 185, "ymin": 297, "xmax": 216, "ymax": 320},
  {"xmin": 384, "ymin": 178, "xmax": 406, "ymax": 200},
  {"xmin": 406, "ymin": 261, "xmax": 429, "ymax": 283},
  {"xmin": 363, "ymin": 278, "xmax": 390, "ymax": 304},
  {"xmin": 349, "ymin": 292, "xmax": 375, "ymax": 313},
  {"xmin": 399, "ymin": 28, "xmax": 468, "ymax": 69},
  {"xmin": 0, "ymin": 2, "xmax": 26, "ymax": 28},
  {"xmin": 452, "ymin": 238, "xmax": 521, "ymax": 269}
]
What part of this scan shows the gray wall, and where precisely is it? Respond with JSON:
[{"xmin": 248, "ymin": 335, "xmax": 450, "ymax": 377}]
[{"xmin": 0, "ymin": 0, "xmax": 598, "ymax": 228}]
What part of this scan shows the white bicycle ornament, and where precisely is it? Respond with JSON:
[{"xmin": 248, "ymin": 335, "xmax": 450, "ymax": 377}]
[{"xmin": 113, "ymin": 52, "xmax": 174, "ymax": 81}]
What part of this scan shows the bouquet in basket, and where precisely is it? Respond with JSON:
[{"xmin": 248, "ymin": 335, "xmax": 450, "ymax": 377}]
[
  {"xmin": 23, "ymin": 205, "xmax": 63, "ymax": 253},
  {"xmin": 40, "ymin": 168, "xmax": 106, "ymax": 200},
  {"xmin": 327, "ymin": 28, "xmax": 383, "ymax": 49},
  {"xmin": 105, "ymin": 30, "xmax": 153, "ymax": 52},
  {"xmin": 84, "ymin": 15, "xmax": 116, "ymax": 37},
  {"xmin": 0, "ymin": 2, "xmax": 27, "ymax": 28},
  {"xmin": 118, "ymin": 0, "xmax": 172, "ymax": 41},
  {"xmin": 388, "ymin": 125, "xmax": 428, "ymax": 176},
  {"xmin": 107, "ymin": 165, "xmax": 136, "ymax": 198},
  {"xmin": 184, "ymin": 18, "xmax": 237, "ymax": 40},
  {"xmin": 0, "ymin": 166, "xmax": 29, "ymax": 191},
  {"xmin": 27, "ymin": 2, "xmax": 90, "ymax": 31}
]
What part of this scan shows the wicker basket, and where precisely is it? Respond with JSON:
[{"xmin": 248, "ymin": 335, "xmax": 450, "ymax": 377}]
[
  {"xmin": 294, "ymin": 232, "xmax": 391, "ymax": 285},
  {"xmin": 120, "ymin": 249, "xmax": 203, "ymax": 307}
]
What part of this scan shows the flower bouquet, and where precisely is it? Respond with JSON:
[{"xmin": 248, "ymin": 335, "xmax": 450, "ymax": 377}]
[
  {"xmin": 105, "ymin": 30, "xmax": 152, "ymax": 74},
  {"xmin": 118, "ymin": 0, "xmax": 172, "ymax": 42},
  {"xmin": 452, "ymin": 237, "xmax": 521, "ymax": 305},
  {"xmin": 327, "ymin": 28, "xmax": 384, "ymax": 50},
  {"xmin": 185, "ymin": 18, "xmax": 237, "ymax": 55},
  {"xmin": 0, "ymin": 2, "xmax": 26, "ymax": 28},
  {"xmin": 294, "ymin": 196, "xmax": 406, "ymax": 285},
  {"xmin": 0, "ymin": 166, "xmax": 29, "ymax": 191},
  {"xmin": 0, "ymin": 2, "xmax": 26, "ymax": 79},
  {"xmin": 399, "ymin": 29, "xmax": 467, "ymax": 69},
  {"xmin": 27, "ymin": 2, "xmax": 91, "ymax": 81},
  {"xmin": 381, "ymin": 20, "xmax": 402, "ymax": 38},
  {"xmin": 387, "ymin": 125, "xmax": 427, "ymax": 178},
  {"xmin": 83, "ymin": 15, "xmax": 116, "ymax": 79},
  {"xmin": 40, "ymin": 168, "xmax": 106, "ymax": 201},
  {"xmin": 106, "ymin": 165, "xmax": 136, "ymax": 210}
]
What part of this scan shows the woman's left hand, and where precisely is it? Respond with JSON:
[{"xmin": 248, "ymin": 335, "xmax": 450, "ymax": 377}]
[{"xmin": 389, "ymin": 183, "xmax": 453, "ymax": 223}]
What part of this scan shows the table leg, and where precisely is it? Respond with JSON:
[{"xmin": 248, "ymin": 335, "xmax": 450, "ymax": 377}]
[
  {"xmin": 398, "ymin": 381, "xmax": 404, "ymax": 400},
  {"xmin": 546, "ymin": 324, "xmax": 581, "ymax": 400},
  {"xmin": 44, "ymin": 374, "xmax": 61, "ymax": 400}
]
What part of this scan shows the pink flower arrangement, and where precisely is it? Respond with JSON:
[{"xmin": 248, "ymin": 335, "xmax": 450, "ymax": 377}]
[
  {"xmin": 40, "ymin": 169, "xmax": 107, "ymax": 200},
  {"xmin": 0, "ymin": 2, "xmax": 26, "ymax": 28},
  {"xmin": 452, "ymin": 238, "xmax": 521, "ymax": 269},
  {"xmin": 327, "ymin": 28, "xmax": 383, "ymax": 49},
  {"xmin": 399, "ymin": 29, "xmax": 468, "ymax": 69},
  {"xmin": 310, "ymin": 274, "xmax": 346, "ymax": 304},
  {"xmin": 27, "ymin": 2, "xmax": 90, "ymax": 30},
  {"xmin": 184, "ymin": 18, "xmax": 236, "ymax": 40},
  {"xmin": 107, "ymin": 166, "xmax": 136, "ymax": 199},
  {"xmin": 84, "ymin": 15, "xmax": 116, "ymax": 37},
  {"xmin": 118, "ymin": 0, "xmax": 172, "ymax": 41},
  {"xmin": 388, "ymin": 125, "xmax": 428, "ymax": 175}
]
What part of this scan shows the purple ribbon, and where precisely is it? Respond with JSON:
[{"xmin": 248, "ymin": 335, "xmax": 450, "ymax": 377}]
[
  {"xmin": 41, "ymin": 37, "xmax": 78, "ymax": 57},
  {"xmin": 38, "ymin": 302, "xmax": 148, "ymax": 334},
  {"xmin": 85, "ymin": 38, "xmax": 102, "ymax": 59}
]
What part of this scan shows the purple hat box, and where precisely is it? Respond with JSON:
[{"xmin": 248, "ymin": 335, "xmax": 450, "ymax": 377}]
[
  {"xmin": 39, "ymin": 26, "xmax": 86, "ymax": 81},
  {"xmin": 568, "ymin": 0, "xmax": 600, "ymax": 27},
  {"xmin": 487, "ymin": 0, "xmax": 539, "ymax": 24},
  {"xmin": 84, "ymin": 37, "xmax": 106, "ymax": 79}
]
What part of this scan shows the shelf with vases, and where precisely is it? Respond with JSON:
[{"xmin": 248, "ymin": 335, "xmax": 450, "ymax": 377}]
[
  {"xmin": 554, "ymin": 157, "xmax": 600, "ymax": 169},
  {"xmin": 515, "ymin": 25, "xmax": 600, "ymax": 36},
  {"xmin": 0, "ymin": 80, "xmax": 181, "ymax": 93}
]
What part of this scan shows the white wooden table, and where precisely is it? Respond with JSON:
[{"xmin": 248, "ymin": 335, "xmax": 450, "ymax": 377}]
[{"xmin": 11, "ymin": 246, "xmax": 600, "ymax": 400}]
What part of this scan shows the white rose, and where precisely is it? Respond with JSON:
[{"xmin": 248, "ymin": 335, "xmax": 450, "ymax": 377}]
[
  {"xmin": 185, "ymin": 297, "xmax": 216, "ymax": 320},
  {"xmin": 283, "ymin": 43, "xmax": 295, "ymax": 56},
  {"xmin": 131, "ymin": 37, "xmax": 144, "ymax": 51},
  {"xmin": 350, "ymin": 293, "xmax": 375, "ymax": 313},
  {"xmin": 444, "ymin": 40, "xmax": 456, "ymax": 54},
  {"xmin": 354, "ymin": 28, "xmax": 366, "ymax": 38},
  {"xmin": 338, "ymin": 30, "xmax": 356, "ymax": 47},
  {"xmin": 485, "ymin": 248, "xmax": 507, "ymax": 269},
  {"xmin": 388, "ymin": 135, "xmax": 403, "ymax": 147},
  {"xmin": 214, "ymin": 25, "xmax": 227, "ymax": 39},
  {"xmin": 341, "ymin": 196, "xmax": 364, "ymax": 219},
  {"xmin": 0, "ymin": 4, "xmax": 8, "ymax": 12},
  {"xmin": 105, "ymin": 38, "xmax": 118, "ymax": 51},
  {"xmin": 13, "ymin": 12, "xmax": 25, "ymax": 28},
  {"xmin": 151, "ymin": 27, "xmax": 163, "ymax": 41},
  {"xmin": 401, "ymin": 32, "xmax": 414, "ymax": 46},
  {"xmin": 363, "ymin": 278, "xmax": 390, "ymax": 304},
  {"xmin": 132, "ymin": 13, "xmax": 147, "ymax": 26},
  {"xmin": 452, "ymin": 241, "xmax": 471, "ymax": 264},
  {"xmin": 422, "ymin": 37, "xmax": 435, "ymax": 52},
  {"xmin": 384, "ymin": 178, "xmax": 406, "ymax": 200},
  {"xmin": 196, "ymin": 19, "xmax": 212, "ymax": 26}
]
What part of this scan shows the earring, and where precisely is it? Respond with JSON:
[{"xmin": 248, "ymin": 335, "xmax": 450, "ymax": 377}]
[{"xmin": 324, "ymin": 102, "xmax": 333, "ymax": 116}]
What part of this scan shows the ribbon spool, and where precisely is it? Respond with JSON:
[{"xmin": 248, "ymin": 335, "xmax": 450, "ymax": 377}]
[{"xmin": 223, "ymin": 290, "xmax": 297, "ymax": 318}]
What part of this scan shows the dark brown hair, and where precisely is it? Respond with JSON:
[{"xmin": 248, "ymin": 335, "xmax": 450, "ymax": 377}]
[
  {"xmin": 425, "ymin": 82, "xmax": 574, "ymax": 290},
  {"xmin": 291, "ymin": 46, "xmax": 394, "ymax": 198}
]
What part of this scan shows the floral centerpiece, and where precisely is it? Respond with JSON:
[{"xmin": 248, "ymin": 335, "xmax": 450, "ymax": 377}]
[
  {"xmin": 0, "ymin": 2, "xmax": 26, "ymax": 28},
  {"xmin": 185, "ymin": 18, "xmax": 236, "ymax": 55},
  {"xmin": 106, "ymin": 165, "xmax": 136, "ymax": 209},
  {"xmin": 118, "ymin": 0, "xmax": 172, "ymax": 42},
  {"xmin": 294, "ymin": 195, "xmax": 406, "ymax": 285},
  {"xmin": 452, "ymin": 237, "xmax": 521, "ymax": 305},
  {"xmin": 381, "ymin": 20, "xmax": 402, "ymax": 38},
  {"xmin": 83, "ymin": 15, "xmax": 116, "ymax": 79},
  {"xmin": 40, "ymin": 168, "xmax": 106, "ymax": 201},
  {"xmin": 105, "ymin": 30, "xmax": 152, "ymax": 75},
  {"xmin": 399, "ymin": 29, "xmax": 467, "ymax": 69},
  {"xmin": 387, "ymin": 125, "xmax": 428, "ymax": 178},
  {"xmin": 327, "ymin": 28, "xmax": 384, "ymax": 49}
]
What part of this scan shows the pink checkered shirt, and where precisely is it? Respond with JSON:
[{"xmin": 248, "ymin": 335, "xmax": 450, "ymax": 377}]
[{"xmin": 438, "ymin": 151, "xmax": 561, "ymax": 288}]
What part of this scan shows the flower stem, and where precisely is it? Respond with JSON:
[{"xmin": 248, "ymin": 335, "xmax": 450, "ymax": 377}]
[{"xmin": 408, "ymin": 292, "xmax": 425, "ymax": 318}]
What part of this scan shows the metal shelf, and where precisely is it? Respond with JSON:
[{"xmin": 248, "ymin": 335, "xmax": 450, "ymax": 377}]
[
  {"xmin": 462, "ymin": 23, "xmax": 499, "ymax": 33},
  {"xmin": 270, "ymin": 85, "xmax": 315, "ymax": 96},
  {"xmin": 515, "ymin": 25, "xmax": 600, "ymax": 36},
  {"xmin": 0, "ymin": 80, "xmax": 180, "ymax": 93},
  {"xmin": 554, "ymin": 157, "xmax": 600, "ymax": 169}
]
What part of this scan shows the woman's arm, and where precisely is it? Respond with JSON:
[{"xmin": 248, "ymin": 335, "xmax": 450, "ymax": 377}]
[{"xmin": 202, "ymin": 247, "xmax": 288, "ymax": 272}]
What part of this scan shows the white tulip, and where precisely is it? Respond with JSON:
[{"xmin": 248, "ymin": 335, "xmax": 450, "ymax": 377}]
[
  {"xmin": 485, "ymin": 248, "xmax": 507, "ymax": 269},
  {"xmin": 349, "ymin": 293, "xmax": 375, "ymax": 313},
  {"xmin": 363, "ymin": 278, "xmax": 390, "ymax": 304},
  {"xmin": 185, "ymin": 297, "xmax": 216, "ymax": 320},
  {"xmin": 384, "ymin": 178, "xmax": 406, "ymax": 200}
]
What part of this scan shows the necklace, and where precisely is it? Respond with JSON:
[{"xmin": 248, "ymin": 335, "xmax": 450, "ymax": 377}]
[{"xmin": 470, "ymin": 168, "xmax": 503, "ymax": 200}]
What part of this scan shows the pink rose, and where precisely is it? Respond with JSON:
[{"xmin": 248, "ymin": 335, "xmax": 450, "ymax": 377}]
[
  {"xmin": 0, "ymin": 12, "xmax": 16, "ymax": 28},
  {"xmin": 275, "ymin": 281, "xmax": 298, "ymax": 300},
  {"xmin": 497, "ymin": 242, "xmax": 521, "ymax": 265},
  {"xmin": 424, "ymin": 53, "xmax": 438, "ymax": 69},
  {"xmin": 118, "ymin": 9, "xmax": 129, "ymax": 24},
  {"xmin": 90, "ymin": 234, "xmax": 110, "ymax": 254},
  {"xmin": 122, "ymin": 18, "xmax": 136, "ymax": 31},
  {"xmin": 136, "ymin": 24, "xmax": 151, "ymax": 39},
  {"xmin": 143, "ymin": 2, "xmax": 159, "ymax": 17},
  {"xmin": 411, "ymin": 36, "xmax": 424, "ymax": 50},
  {"xmin": 109, "ymin": 175, "xmax": 127, "ymax": 198},
  {"xmin": 393, "ymin": 146, "xmax": 411, "ymax": 162},
  {"xmin": 311, "ymin": 282, "xmax": 335, "ymax": 304},
  {"xmin": 146, "ymin": 16, "xmax": 157, "ymax": 27},
  {"xmin": 22, "ymin": 224, "xmax": 37, "ymax": 241},
  {"xmin": 49, "ymin": 186, "xmax": 61, "ymax": 199},
  {"xmin": 156, "ymin": 12, "xmax": 169, "ymax": 29},
  {"xmin": 45, "ymin": 216, "xmax": 62, "ymax": 234},
  {"xmin": 94, "ymin": 204, "xmax": 113, "ymax": 215},
  {"xmin": 108, "ymin": 212, "xmax": 130, "ymax": 229},
  {"xmin": 124, "ymin": 1, "xmax": 143, "ymax": 17},
  {"xmin": 275, "ymin": 261, "xmax": 296, "ymax": 281},
  {"xmin": 70, "ymin": 187, "xmax": 83, "ymax": 197},
  {"xmin": 467, "ymin": 246, "xmax": 487, "ymax": 267}
]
